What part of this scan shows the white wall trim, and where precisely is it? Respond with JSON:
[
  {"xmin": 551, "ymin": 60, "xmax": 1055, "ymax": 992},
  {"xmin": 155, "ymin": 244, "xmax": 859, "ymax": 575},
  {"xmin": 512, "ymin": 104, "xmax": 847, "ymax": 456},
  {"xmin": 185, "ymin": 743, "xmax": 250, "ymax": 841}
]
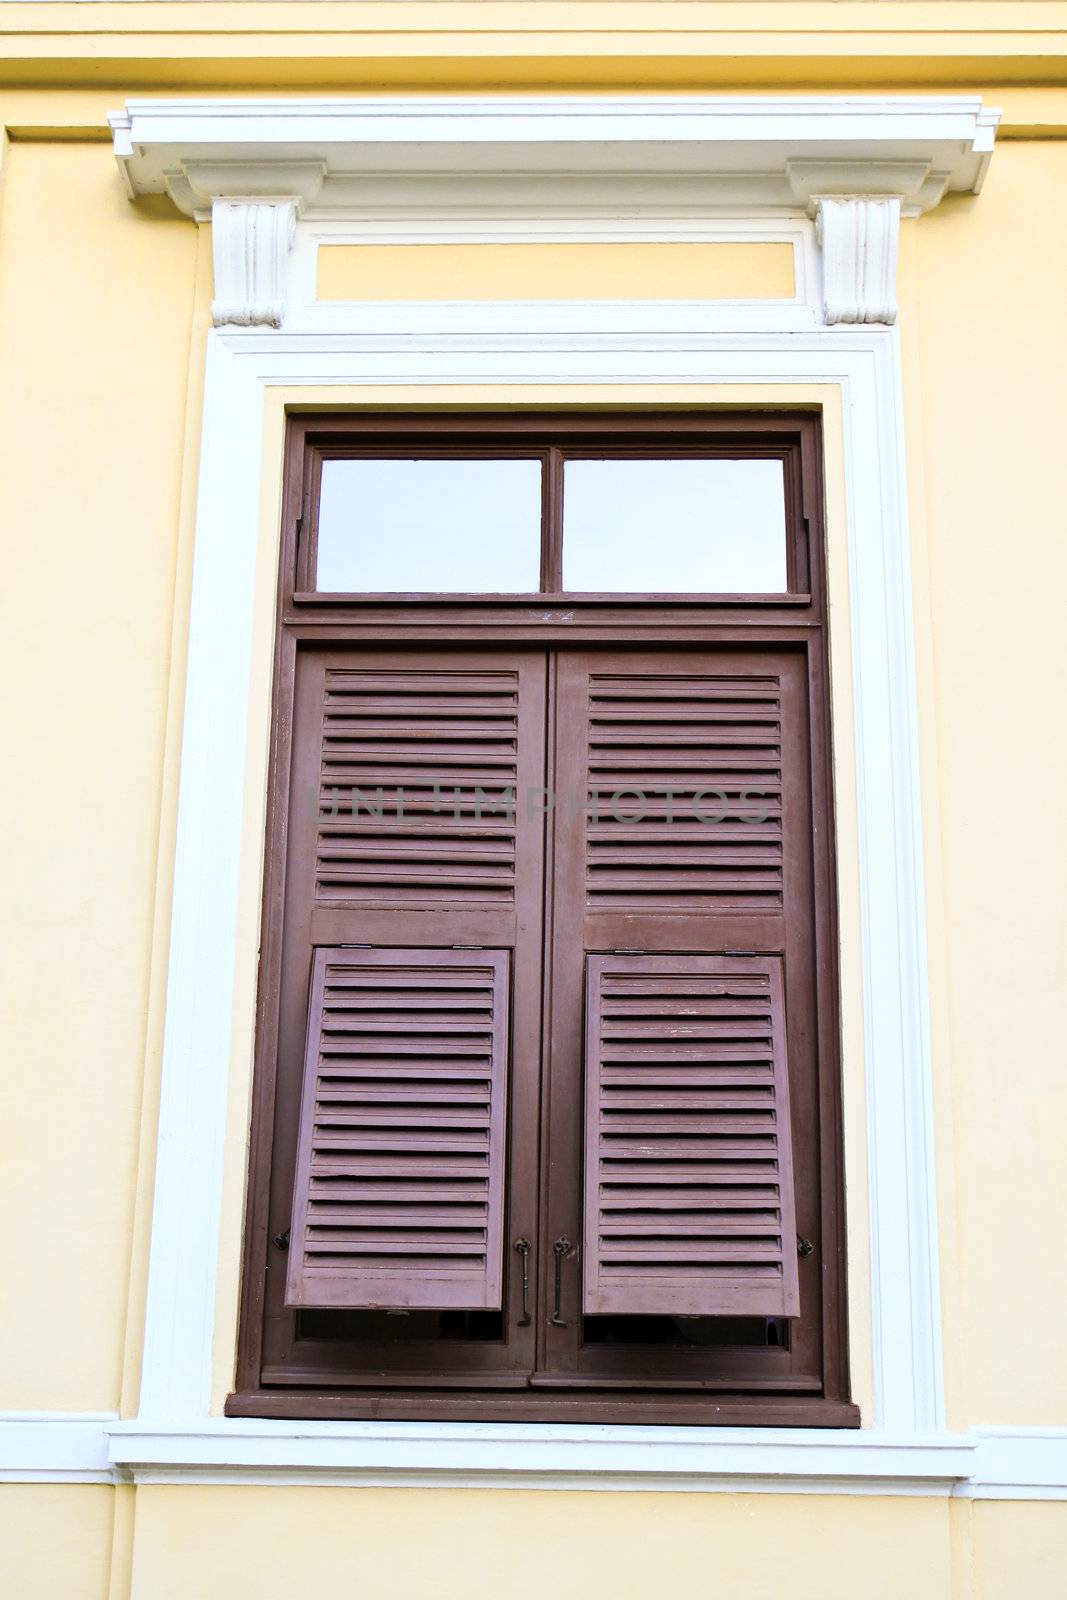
[
  {"xmin": 136, "ymin": 318, "xmax": 938, "ymax": 1454},
  {"xmin": 110, "ymin": 96, "xmax": 997, "ymax": 222},
  {"xmin": 965, "ymin": 1429, "xmax": 1067, "ymax": 1502},
  {"xmin": 3, "ymin": 1414, "xmax": 1067, "ymax": 1499},
  {"xmin": 106, "ymin": 1420, "xmax": 974, "ymax": 1496},
  {"xmin": 0, "ymin": 1413, "xmax": 117, "ymax": 1485}
]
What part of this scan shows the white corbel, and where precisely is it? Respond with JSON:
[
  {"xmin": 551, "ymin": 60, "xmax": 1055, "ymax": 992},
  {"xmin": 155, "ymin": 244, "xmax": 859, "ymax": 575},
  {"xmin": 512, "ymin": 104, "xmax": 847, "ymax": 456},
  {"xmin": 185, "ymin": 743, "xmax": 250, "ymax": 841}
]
[
  {"xmin": 786, "ymin": 159, "xmax": 915, "ymax": 326},
  {"xmin": 812, "ymin": 195, "xmax": 902, "ymax": 326},
  {"xmin": 209, "ymin": 198, "xmax": 298, "ymax": 328}
]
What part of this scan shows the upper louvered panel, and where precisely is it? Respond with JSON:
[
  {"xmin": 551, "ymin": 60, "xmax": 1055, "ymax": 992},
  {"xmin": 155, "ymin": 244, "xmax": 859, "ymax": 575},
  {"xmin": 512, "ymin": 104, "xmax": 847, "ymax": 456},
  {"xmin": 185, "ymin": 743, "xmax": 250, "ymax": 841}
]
[
  {"xmin": 583, "ymin": 953, "xmax": 799, "ymax": 1317},
  {"xmin": 583, "ymin": 672, "xmax": 784, "ymax": 912},
  {"xmin": 316, "ymin": 669, "xmax": 520, "ymax": 907},
  {"xmin": 286, "ymin": 947, "xmax": 510, "ymax": 1311}
]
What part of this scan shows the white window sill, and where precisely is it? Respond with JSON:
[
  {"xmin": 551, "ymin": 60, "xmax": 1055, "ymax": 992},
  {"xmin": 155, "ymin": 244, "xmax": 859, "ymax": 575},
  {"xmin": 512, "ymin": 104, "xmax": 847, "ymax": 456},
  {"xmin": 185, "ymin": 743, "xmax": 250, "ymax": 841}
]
[
  {"xmin": 105, "ymin": 1418, "xmax": 976, "ymax": 1494},
  {"xmin": 4, "ymin": 1415, "xmax": 1065, "ymax": 1498}
]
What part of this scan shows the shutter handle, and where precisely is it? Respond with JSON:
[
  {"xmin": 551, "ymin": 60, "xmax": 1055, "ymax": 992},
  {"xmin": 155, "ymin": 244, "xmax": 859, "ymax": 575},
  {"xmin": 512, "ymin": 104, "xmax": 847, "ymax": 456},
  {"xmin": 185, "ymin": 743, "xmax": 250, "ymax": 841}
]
[
  {"xmin": 513, "ymin": 1238, "xmax": 531, "ymax": 1325},
  {"xmin": 797, "ymin": 1235, "xmax": 815, "ymax": 1258},
  {"xmin": 550, "ymin": 1236, "xmax": 573, "ymax": 1327}
]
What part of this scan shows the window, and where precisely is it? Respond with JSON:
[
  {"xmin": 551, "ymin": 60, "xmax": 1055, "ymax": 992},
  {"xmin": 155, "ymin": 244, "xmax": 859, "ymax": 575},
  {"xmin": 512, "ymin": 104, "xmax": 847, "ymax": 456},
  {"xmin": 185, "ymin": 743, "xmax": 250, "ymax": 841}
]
[{"xmin": 231, "ymin": 413, "xmax": 855, "ymax": 1425}]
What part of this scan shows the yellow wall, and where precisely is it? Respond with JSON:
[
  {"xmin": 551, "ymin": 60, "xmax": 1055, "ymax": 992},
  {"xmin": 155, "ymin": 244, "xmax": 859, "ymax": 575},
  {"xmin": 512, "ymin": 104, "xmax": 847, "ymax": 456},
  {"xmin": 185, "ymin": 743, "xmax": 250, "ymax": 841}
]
[
  {"xmin": 317, "ymin": 240, "xmax": 796, "ymax": 301},
  {"xmin": 126, "ymin": 1487, "xmax": 956, "ymax": 1600},
  {"xmin": 0, "ymin": 140, "xmax": 197, "ymax": 1410},
  {"xmin": 903, "ymin": 139, "xmax": 1067, "ymax": 1427},
  {"xmin": 3, "ymin": 5, "xmax": 1067, "ymax": 1594},
  {"xmin": 0, "ymin": 1484, "xmax": 115, "ymax": 1600}
]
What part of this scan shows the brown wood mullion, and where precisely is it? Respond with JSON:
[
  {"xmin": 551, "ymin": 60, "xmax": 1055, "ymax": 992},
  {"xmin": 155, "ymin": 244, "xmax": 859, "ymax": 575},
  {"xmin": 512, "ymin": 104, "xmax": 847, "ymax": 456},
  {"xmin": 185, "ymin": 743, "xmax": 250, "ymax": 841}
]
[{"xmin": 540, "ymin": 446, "xmax": 565, "ymax": 592}]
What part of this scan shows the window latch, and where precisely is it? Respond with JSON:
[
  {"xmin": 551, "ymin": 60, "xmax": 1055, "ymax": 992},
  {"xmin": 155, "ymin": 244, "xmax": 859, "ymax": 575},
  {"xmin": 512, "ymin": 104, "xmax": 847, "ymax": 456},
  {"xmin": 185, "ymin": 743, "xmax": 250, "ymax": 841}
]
[
  {"xmin": 513, "ymin": 1238, "xmax": 531, "ymax": 1325},
  {"xmin": 550, "ymin": 1236, "xmax": 573, "ymax": 1327}
]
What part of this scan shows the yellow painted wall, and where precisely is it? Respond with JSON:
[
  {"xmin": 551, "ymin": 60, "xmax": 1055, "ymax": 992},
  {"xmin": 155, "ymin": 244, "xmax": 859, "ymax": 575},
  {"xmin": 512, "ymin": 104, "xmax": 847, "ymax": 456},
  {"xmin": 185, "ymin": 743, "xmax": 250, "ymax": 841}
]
[
  {"xmin": 2, "ymin": 5, "xmax": 1067, "ymax": 1593},
  {"xmin": 1, "ymin": 1482, "xmax": 1063, "ymax": 1600},
  {"xmin": 126, "ymin": 1486, "xmax": 956, "ymax": 1600},
  {"xmin": 0, "ymin": 1484, "xmax": 114, "ymax": 1600},
  {"xmin": 0, "ymin": 140, "xmax": 197, "ymax": 1410},
  {"xmin": 317, "ymin": 241, "xmax": 796, "ymax": 301},
  {"xmin": 903, "ymin": 139, "xmax": 1067, "ymax": 1427}
]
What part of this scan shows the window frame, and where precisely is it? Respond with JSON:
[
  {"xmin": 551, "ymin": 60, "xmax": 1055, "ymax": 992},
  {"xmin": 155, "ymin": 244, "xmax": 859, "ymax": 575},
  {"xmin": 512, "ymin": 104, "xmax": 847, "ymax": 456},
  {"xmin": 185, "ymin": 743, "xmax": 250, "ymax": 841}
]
[{"xmin": 228, "ymin": 410, "xmax": 855, "ymax": 1427}]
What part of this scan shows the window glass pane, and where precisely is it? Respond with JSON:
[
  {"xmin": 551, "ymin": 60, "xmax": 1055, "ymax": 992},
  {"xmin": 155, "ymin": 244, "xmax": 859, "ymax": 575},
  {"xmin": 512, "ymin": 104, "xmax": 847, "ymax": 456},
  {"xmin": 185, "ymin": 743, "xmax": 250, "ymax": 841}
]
[
  {"xmin": 562, "ymin": 458, "xmax": 788, "ymax": 593},
  {"xmin": 316, "ymin": 458, "xmax": 542, "ymax": 592}
]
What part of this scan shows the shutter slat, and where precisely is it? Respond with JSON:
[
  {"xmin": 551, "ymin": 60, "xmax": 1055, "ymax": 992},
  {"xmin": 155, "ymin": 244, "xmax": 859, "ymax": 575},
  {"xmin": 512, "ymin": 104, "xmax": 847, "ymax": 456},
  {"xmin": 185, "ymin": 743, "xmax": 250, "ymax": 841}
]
[
  {"xmin": 286, "ymin": 947, "xmax": 510, "ymax": 1311},
  {"xmin": 583, "ymin": 953, "xmax": 799, "ymax": 1318}
]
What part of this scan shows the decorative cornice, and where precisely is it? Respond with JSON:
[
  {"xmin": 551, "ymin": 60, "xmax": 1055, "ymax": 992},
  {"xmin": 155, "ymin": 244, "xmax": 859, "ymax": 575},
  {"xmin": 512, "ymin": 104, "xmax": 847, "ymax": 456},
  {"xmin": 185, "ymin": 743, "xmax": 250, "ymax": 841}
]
[
  {"xmin": 110, "ymin": 95, "xmax": 997, "ymax": 330},
  {"xmin": 110, "ymin": 95, "xmax": 998, "ymax": 219}
]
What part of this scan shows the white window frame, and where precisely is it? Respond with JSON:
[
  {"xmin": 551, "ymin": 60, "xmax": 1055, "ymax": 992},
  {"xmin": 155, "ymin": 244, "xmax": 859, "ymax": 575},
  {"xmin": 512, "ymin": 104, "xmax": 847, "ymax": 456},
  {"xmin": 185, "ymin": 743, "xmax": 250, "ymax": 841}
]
[{"xmin": 103, "ymin": 313, "xmax": 950, "ymax": 1490}]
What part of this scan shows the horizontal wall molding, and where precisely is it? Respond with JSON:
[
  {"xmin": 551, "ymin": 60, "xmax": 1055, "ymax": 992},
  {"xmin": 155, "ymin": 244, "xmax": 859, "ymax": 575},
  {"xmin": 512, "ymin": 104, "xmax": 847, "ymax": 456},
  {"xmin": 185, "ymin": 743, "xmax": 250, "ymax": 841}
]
[
  {"xmin": 2, "ymin": 1414, "xmax": 1066, "ymax": 1499},
  {"xmin": 0, "ymin": 1413, "xmax": 117, "ymax": 1485}
]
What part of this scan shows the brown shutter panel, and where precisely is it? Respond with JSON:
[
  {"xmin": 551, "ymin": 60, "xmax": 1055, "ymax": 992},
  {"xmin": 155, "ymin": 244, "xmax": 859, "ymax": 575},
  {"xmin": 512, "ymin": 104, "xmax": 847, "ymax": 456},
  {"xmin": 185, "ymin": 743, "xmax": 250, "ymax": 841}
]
[
  {"xmin": 582, "ymin": 667, "xmax": 786, "ymax": 914},
  {"xmin": 583, "ymin": 952, "xmax": 799, "ymax": 1318},
  {"xmin": 314, "ymin": 665, "xmax": 524, "ymax": 908},
  {"xmin": 286, "ymin": 946, "xmax": 510, "ymax": 1311}
]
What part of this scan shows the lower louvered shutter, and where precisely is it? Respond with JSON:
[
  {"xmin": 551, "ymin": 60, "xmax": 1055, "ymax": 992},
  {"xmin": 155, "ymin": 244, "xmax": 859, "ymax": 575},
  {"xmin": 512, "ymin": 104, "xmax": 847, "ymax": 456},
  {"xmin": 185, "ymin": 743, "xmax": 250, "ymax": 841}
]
[
  {"xmin": 285, "ymin": 946, "xmax": 510, "ymax": 1311},
  {"xmin": 583, "ymin": 952, "xmax": 799, "ymax": 1317}
]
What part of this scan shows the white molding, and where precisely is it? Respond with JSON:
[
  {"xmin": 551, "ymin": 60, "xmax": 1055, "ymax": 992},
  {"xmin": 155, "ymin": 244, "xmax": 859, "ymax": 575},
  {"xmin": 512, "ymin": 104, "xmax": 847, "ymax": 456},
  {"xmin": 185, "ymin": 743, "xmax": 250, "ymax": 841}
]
[
  {"xmin": 210, "ymin": 199, "xmax": 299, "ymax": 329},
  {"xmin": 290, "ymin": 213, "xmax": 823, "ymax": 333},
  {"xmin": 110, "ymin": 97, "xmax": 998, "ymax": 220},
  {"xmin": 966, "ymin": 1429, "xmax": 1067, "ymax": 1501},
  {"xmin": 814, "ymin": 197, "xmax": 901, "ymax": 326},
  {"xmin": 106, "ymin": 1420, "xmax": 974, "ymax": 1496},
  {"xmin": 0, "ymin": 1413, "xmax": 116, "ymax": 1485},
  {"xmin": 2, "ymin": 1414, "xmax": 1067, "ymax": 1499},
  {"xmin": 135, "ymin": 317, "xmax": 940, "ymax": 1447},
  {"xmin": 111, "ymin": 95, "xmax": 998, "ymax": 330}
]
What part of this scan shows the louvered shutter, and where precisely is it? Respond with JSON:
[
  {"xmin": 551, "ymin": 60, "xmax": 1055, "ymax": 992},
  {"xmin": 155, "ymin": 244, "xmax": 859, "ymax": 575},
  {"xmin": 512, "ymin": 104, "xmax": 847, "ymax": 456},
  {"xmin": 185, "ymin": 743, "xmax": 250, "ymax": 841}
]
[
  {"xmin": 314, "ymin": 664, "xmax": 524, "ymax": 908},
  {"xmin": 581, "ymin": 666, "xmax": 786, "ymax": 914},
  {"xmin": 583, "ymin": 953, "xmax": 799, "ymax": 1317},
  {"xmin": 285, "ymin": 946, "xmax": 510, "ymax": 1311}
]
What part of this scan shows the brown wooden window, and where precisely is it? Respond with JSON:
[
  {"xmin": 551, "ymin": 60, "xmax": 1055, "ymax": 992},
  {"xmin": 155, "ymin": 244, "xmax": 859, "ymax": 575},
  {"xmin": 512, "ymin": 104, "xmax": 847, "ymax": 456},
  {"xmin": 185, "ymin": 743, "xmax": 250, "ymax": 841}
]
[{"xmin": 230, "ymin": 413, "xmax": 856, "ymax": 1426}]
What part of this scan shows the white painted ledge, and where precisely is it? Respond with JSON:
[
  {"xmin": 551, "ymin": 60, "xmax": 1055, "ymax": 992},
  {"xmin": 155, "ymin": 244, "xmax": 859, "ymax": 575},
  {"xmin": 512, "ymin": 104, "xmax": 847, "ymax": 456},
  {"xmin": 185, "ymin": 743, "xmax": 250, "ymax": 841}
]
[
  {"xmin": 0, "ymin": 1413, "xmax": 117, "ymax": 1485},
  {"xmin": 3, "ymin": 1414, "xmax": 1066, "ymax": 1498},
  {"xmin": 104, "ymin": 1420, "xmax": 973, "ymax": 1495},
  {"xmin": 967, "ymin": 1429, "xmax": 1067, "ymax": 1501}
]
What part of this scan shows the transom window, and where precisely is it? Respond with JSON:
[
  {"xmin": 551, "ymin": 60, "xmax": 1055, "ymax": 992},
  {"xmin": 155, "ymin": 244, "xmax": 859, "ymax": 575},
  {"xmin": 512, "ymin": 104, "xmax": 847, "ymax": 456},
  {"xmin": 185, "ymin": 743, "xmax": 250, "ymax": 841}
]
[{"xmin": 312, "ymin": 451, "xmax": 788, "ymax": 596}]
